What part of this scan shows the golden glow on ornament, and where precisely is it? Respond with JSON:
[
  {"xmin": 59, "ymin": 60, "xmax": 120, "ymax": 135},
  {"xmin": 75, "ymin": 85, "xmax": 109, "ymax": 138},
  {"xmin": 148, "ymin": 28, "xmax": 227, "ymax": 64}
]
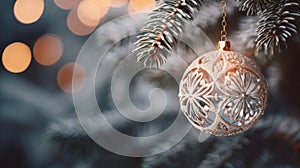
[
  {"xmin": 54, "ymin": 0, "xmax": 80, "ymax": 10},
  {"xmin": 34, "ymin": 34, "xmax": 63, "ymax": 66},
  {"xmin": 14, "ymin": 0, "xmax": 44, "ymax": 24},
  {"xmin": 179, "ymin": 50, "xmax": 268, "ymax": 136},
  {"xmin": 2, "ymin": 42, "xmax": 32, "ymax": 73},
  {"xmin": 67, "ymin": 9, "xmax": 97, "ymax": 36},
  {"xmin": 57, "ymin": 63, "xmax": 86, "ymax": 93}
]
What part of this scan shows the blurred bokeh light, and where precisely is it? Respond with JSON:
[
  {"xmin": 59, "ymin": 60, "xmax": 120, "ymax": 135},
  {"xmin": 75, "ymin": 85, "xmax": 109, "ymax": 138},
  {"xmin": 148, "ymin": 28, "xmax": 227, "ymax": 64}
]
[
  {"xmin": 109, "ymin": 0, "xmax": 129, "ymax": 8},
  {"xmin": 2, "ymin": 42, "xmax": 32, "ymax": 73},
  {"xmin": 77, "ymin": 0, "xmax": 110, "ymax": 27},
  {"xmin": 57, "ymin": 62, "xmax": 86, "ymax": 93},
  {"xmin": 14, "ymin": 0, "xmax": 44, "ymax": 24},
  {"xmin": 33, "ymin": 34, "xmax": 63, "ymax": 66},
  {"xmin": 54, "ymin": 0, "xmax": 80, "ymax": 10},
  {"xmin": 129, "ymin": 0, "xmax": 156, "ymax": 13},
  {"xmin": 67, "ymin": 8, "xmax": 97, "ymax": 36}
]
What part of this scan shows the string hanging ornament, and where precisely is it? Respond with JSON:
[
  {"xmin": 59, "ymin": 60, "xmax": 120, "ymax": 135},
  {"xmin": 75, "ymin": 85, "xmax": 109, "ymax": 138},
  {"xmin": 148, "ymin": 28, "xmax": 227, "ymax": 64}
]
[{"xmin": 178, "ymin": 0, "xmax": 268, "ymax": 136}]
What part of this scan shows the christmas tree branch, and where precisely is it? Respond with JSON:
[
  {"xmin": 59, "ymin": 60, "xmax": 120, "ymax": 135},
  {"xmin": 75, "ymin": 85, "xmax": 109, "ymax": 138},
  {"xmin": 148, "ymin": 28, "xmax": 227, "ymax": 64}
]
[
  {"xmin": 134, "ymin": 0, "xmax": 299, "ymax": 68},
  {"xmin": 237, "ymin": 0, "xmax": 272, "ymax": 15},
  {"xmin": 142, "ymin": 131, "xmax": 215, "ymax": 168},
  {"xmin": 256, "ymin": 0, "xmax": 300, "ymax": 56},
  {"xmin": 133, "ymin": 0, "xmax": 204, "ymax": 68},
  {"xmin": 198, "ymin": 135, "xmax": 247, "ymax": 168},
  {"xmin": 46, "ymin": 111, "xmax": 131, "ymax": 157},
  {"xmin": 46, "ymin": 118, "xmax": 99, "ymax": 157},
  {"xmin": 198, "ymin": 113, "xmax": 300, "ymax": 168},
  {"xmin": 238, "ymin": 0, "xmax": 300, "ymax": 56}
]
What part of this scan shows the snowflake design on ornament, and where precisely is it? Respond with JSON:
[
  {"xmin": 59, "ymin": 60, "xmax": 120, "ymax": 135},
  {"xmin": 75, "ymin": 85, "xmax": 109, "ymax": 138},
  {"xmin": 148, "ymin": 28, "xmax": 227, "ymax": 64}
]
[
  {"xmin": 179, "ymin": 51, "xmax": 268, "ymax": 136},
  {"xmin": 219, "ymin": 67, "xmax": 267, "ymax": 126},
  {"xmin": 179, "ymin": 68, "xmax": 214, "ymax": 127}
]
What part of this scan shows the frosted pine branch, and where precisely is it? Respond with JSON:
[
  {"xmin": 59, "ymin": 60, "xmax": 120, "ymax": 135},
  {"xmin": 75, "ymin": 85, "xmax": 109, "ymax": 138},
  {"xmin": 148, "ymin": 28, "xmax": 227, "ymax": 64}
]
[
  {"xmin": 198, "ymin": 135, "xmax": 247, "ymax": 168},
  {"xmin": 199, "ymin": 114, "xmax": 300, "ymax": 168},
  {"xmin": 46, "ymin": 118, "xmax": 97, "ymax": 157},
  {"xmin": 133, "ymin": 0, "xmax": 204, "ymax": 68},
  {"xmin": 47, "ymin": 111, "xmax": 131, "ymax": 156},
  {"xmin": 231, "ymin": 16, "xmax": 271, "ymax": 65},
  {"xmin": 256, "ymin": 0, "xmax": 300, "ymax": 56},
  {"xmin": 237, "ymin": 0, "xmax": 272, "ymax": 15},
  {"xmin": 142, "ymin": 131, "xmax": 214, "ymax": 168}
]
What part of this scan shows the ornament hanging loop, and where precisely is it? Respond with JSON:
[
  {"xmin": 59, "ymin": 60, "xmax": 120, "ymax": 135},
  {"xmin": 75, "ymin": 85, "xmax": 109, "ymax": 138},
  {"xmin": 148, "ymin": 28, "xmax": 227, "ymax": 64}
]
[
  {"xmin": 220, "ymin": 0, "xmax": 227, "ymax": 41},
  {"xmin": 218, "ymin": 0, "xmax": 230, "ymax": 51}
]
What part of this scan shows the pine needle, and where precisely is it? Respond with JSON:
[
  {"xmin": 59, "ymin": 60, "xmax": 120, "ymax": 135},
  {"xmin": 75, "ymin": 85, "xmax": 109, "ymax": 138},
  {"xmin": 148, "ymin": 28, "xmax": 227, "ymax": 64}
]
[
  {"xmin": 133, "ymin": 0, "xmax": 204, "ymax": 68},
  {"xmin": 256, "ymin": 0, "xmax": 300, "ymax": 56}
]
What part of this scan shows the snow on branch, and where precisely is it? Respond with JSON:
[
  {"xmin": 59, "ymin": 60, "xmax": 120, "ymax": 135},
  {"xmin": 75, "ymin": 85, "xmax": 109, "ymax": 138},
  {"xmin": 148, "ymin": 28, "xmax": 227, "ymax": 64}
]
[
  {"xmin": 133, "ymin": 0, "xmax": 204, "ymax": 68},
  {"xmin": 256, "ymin": 0, "xmax": 300, "ymax": 56}
]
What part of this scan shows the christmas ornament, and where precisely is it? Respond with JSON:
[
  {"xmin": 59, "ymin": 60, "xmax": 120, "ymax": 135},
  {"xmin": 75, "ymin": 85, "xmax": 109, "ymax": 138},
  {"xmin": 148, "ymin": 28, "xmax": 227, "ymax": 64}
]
[{"xmin": 178, "ymin": 0, "xmax": 268, "ymax": 136}]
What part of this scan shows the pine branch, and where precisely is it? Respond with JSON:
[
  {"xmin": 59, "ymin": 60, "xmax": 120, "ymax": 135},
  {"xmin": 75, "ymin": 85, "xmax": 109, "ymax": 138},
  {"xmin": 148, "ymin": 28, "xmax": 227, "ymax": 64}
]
[
  {"xmin": 237, "ymin": 0, "xmax": 272, "ymax": 15},
  {"xmin": 133, "ymin": 0, "xmax": 204, "ymax": 68},
  {"xmin": 154, "ymin": 0, "xmax": 165, "ymax": 5},
  {"xmin": 256, "ymin": 0, "xmax": 300, "ymax": 56},
  {"xmin": 252, "ymin": 113, "xmax": 300, "ymax": 142},
  {"xmin": 198, "ymin": 114, "xmax": 300, "ymax": 168},
  {"xmin": 142, "ymin": 130, "xmax": 215, "ymax": 168},
  {"xmin": 46, "ymin": 111, "xmax": 131, "ymax": 157},
  {"xmin": 46, "ymin": 118, "xmax": 98, "ymax": 157},
  {"xmin": 231, "ymin": 16, "xmax": 271, "ymax": 65},
  {"xmin": 198, "ymin": 135, "xmax": 248, "ymax": 168}
]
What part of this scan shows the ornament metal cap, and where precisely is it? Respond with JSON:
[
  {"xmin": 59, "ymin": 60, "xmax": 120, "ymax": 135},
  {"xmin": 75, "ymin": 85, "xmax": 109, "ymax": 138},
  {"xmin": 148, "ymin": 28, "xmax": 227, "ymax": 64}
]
[{"xmin": 218, "ymin": 40, "xmax": 231, "ymax": 51}]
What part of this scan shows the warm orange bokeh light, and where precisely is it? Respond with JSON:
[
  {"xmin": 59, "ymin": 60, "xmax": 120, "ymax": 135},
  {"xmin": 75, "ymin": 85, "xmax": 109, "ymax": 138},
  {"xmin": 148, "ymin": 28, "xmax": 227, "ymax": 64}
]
[
  {"xmin": 14, "ymin": 0, "xmax": 44, "ymax": 24},
  {"xmin": 33, "ymin": 34, "xmax": 63, "ymax": 66},
  {"xmin": 129, "ymin": 0, "xmax": 156, "ymax": 13},
  {"xmin": 67, "ymin": 9, "xmax": 97, "ymax": 36},
  {"xmin": 54, "ymin": 0, "xmax": 80, "ymax": 10},
  {"xmin": 110, "ymin": 0, "xmax": 128, "ymax": 8},
  {"xmin": 2, "ymin": 42, "xmax": 32, "ymax": 73},
  {"xmin": 77, "ymin": 0, "xmax": 110, "ymax": 27},
  {"xmin": 57, "ymin": 63, "xmax": 86, "ymax": 93}
]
